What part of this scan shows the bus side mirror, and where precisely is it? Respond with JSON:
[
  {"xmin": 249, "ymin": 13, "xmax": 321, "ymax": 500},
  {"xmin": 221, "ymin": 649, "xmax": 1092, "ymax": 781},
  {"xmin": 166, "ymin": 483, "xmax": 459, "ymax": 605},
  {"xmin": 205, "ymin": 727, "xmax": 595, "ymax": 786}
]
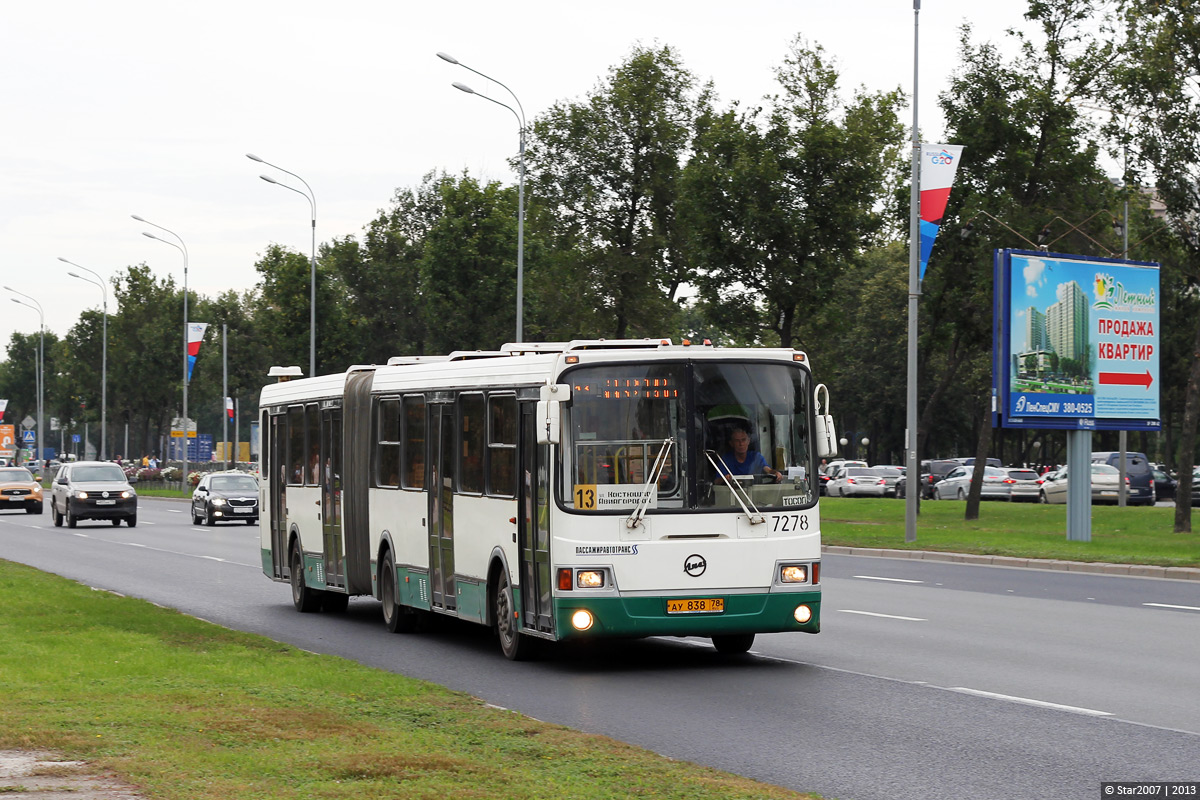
[
  {"xmin": 814, "ymin": 383, "xmax": 838, "ymax": 459},
  {"xmin": 537, "ymin": 384, "xmax": 572, "ymax": 445}
]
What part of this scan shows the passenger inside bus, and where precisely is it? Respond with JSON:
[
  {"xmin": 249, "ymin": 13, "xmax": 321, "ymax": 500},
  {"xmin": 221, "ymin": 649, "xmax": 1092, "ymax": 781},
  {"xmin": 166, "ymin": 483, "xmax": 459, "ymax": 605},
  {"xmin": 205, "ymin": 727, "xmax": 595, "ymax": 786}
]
[{"xmin": 718, "ymin": 425, "xmax": 783, "ymax": 482}]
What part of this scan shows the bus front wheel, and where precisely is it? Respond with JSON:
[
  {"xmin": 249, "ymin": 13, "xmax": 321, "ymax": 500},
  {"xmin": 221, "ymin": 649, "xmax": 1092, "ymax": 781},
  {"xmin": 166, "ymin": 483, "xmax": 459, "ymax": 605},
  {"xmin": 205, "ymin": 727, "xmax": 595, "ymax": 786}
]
[
  {"xmin": 712, "ymin": 633, "xmax": 755, "ymax": 654},
  {"xmin": 494, "ymin": 570, "xmax": 536, "ymax": 661}
]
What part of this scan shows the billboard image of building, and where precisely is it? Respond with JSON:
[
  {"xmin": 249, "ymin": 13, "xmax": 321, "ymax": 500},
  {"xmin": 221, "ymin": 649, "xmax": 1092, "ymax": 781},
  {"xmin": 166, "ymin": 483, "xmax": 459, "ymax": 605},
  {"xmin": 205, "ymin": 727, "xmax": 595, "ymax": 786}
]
[{"xmin": 994, "ymin": 250, "xmax": 1160, "ymax": 431}]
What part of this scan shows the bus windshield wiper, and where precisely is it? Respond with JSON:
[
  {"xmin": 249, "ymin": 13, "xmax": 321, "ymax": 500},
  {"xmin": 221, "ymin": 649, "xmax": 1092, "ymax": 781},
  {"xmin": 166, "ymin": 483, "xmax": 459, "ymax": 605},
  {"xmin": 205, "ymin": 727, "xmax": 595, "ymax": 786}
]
[
  {"xmin": 704, "ymin": 450, "xmax": 765, "ymax": 524},
  {"xmin": 626, "ymin": 438, "xmax": 674, "ymax": 529}
]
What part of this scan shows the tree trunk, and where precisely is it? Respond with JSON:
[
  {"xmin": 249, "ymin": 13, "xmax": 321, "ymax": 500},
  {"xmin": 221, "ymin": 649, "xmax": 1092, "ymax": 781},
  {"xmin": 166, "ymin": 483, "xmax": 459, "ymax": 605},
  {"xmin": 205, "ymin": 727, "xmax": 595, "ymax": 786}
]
[
  {"xmin": 1172, "ymin": 314, "xmax": 1200, "ymax": 532},
  {"xmin": 965, "ymin": 386, "xmax": 993, "ymax": 522},
  {"xmin": 916, "ymin": 336, "xmax": 965, "ymax": 457}
]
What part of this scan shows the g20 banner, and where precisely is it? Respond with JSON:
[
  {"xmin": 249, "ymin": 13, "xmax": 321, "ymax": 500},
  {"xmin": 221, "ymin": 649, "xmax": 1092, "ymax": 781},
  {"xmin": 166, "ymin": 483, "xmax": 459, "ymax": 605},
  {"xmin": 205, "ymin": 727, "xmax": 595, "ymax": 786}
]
[{"xmin": 993, "ymin": 249, "xmax": 1160, "ymax": 431}]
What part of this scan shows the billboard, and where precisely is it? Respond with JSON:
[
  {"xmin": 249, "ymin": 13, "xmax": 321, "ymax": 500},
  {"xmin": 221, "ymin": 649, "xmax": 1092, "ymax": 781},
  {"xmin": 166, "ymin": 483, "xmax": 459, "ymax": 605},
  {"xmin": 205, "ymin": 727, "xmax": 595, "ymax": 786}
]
[{"xmin": 994, "ymin": 249, "xmax": 1160, "ymax": 431}]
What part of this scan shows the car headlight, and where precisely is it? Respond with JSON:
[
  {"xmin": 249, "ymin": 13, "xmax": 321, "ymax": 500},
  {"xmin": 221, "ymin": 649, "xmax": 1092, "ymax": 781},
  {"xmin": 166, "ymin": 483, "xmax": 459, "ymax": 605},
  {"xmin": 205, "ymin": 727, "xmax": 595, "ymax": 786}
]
[
  {"xmin": 121, "ymin": 490, "xmax": 134, "ymax": 499},
  {"xmin": 211, "ymin": 497, "xmax": 226, "ymax": 506},
  {"xmin": 75, "ymin": 491, "xmax": 88, "ymax": 500}
]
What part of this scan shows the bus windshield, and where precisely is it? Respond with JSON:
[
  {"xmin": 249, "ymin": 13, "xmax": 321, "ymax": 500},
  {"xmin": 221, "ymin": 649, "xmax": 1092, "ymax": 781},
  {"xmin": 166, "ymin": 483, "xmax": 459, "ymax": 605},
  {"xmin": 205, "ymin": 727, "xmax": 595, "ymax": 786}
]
[{"xmin": 564, "ymin": 361, "xmax": 815, "ymax": 512}]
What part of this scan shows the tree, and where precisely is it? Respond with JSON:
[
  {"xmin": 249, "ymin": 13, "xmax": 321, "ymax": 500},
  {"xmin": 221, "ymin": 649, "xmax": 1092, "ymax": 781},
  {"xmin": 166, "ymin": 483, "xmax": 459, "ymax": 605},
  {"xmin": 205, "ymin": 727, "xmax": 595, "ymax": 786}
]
[
  {"xmin": 525, "ymin": 44, "xmax": 700, "ymax": 339},
  {"xmin": 1108, "ymin": 1, "xmax": 1200, "ymax": 531},
  {"xmin": 680, "ymin": 37, "xmax": 904, "ymax": 350}
]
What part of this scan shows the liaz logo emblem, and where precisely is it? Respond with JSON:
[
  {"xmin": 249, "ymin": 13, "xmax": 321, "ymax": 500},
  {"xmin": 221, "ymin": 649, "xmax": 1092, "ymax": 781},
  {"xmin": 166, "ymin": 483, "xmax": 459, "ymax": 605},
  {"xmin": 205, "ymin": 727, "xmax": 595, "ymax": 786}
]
[{"xmin": 684, "ymin": 554, "xmax": 707, "ymax": 578}]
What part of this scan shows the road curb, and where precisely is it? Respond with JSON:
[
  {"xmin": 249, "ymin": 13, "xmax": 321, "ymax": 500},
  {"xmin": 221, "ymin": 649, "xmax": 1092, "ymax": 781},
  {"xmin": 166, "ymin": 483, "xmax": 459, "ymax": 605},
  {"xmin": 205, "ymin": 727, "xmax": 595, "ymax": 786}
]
[{"xmin": 821, "ymin": 545, "xmax": 1200, "ymax": 582}]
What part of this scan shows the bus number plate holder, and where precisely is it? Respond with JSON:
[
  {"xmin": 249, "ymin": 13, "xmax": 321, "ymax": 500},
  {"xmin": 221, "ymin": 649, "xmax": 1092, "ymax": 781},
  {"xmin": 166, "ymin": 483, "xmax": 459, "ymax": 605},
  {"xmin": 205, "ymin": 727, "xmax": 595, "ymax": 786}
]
[{"xmin": 666, "ymin": 598, "xmax": 724, "ymax": 614}]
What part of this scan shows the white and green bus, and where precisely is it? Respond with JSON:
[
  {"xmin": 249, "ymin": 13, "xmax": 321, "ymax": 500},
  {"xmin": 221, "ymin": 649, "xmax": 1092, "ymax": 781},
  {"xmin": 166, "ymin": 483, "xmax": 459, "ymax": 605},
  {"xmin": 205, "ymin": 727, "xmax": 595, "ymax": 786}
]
[{"xmin": 259, "ymin": 339, "xmax": 837, "ymax": 659}]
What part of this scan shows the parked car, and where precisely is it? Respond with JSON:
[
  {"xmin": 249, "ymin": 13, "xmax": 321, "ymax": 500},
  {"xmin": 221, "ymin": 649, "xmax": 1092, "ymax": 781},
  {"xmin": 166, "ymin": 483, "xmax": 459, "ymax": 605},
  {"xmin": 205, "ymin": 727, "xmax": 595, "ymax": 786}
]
[
  {"xmin": 933, "ymin": 465, "xmax": 1012, "ymax": 500},
  {"xmin": 956, "ymin": 457, "xmax": 1003, "ymax": 468},
  {"xmin": 191, "ymin": 472, "xmax": 260, "ymax": 526},
  {"xmin": 50, "ymin": 461, "xmax": 137, "ymax": 527},
  {"xmin": 0, "ymin": 466, "xmax": 44, "ymax": 514},
  {"xmin": 1090, "ymin": 451, "xmax": 1155, "ymax": 506},
  {"xmin": 1151, "ymin": 468, "xmax": 1177, "ymax": 501},
  {"xmin": 1039, "ymin": 463, "xmax": 1126, "ymax": 504},
  {"xmin": 826, "ymin": 467, "xmax": 888, "ymax": 498},
  {"xmin": 918, "ymin": 459, "xmax": 960, "ymax": 499},
  {"xmin": 1004, "ymin": 468, "xmax": 1043, "ymax": 502}
]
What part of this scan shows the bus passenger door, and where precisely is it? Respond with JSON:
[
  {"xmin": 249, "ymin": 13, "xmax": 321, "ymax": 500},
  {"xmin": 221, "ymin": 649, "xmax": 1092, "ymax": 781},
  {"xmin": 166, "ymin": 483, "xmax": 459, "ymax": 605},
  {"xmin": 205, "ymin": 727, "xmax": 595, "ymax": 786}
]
[
  {"xmin": 321, "ymin": 407, "xmax": 344, "ymax": 590},
  {"xmin": 519, "ymin": 403, "xmax": 553, "ymax": 633},
  {"xmin": 269, "ymin": 413, "xmax": 288, "ymax": 579},
  {"xmin": 428, "ymin": 404, "xmax": 456, "ymax": 610}
]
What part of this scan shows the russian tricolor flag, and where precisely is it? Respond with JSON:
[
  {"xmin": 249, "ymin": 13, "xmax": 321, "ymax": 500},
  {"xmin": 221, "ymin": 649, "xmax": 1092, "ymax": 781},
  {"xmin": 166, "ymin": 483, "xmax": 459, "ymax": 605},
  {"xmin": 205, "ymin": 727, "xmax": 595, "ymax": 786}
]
[
  {"xmin": 186, "ymin": 323, "xmax": 208, "ymax": 383},
  {"xmin": 919, "ymin": 144, "xmax": 964, "ymax": 282},
  {"xmin": 226, "ymin": 397, "xmax": 235, "ymax": 420}
]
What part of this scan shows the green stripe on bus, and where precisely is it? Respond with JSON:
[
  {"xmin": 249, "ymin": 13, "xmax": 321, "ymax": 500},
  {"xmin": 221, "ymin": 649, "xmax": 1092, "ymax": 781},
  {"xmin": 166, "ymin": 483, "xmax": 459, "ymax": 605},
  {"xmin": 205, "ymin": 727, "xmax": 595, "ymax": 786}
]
[{"xmin": 553, "ymin": 591, "xmax": 821, "ymax": 639}]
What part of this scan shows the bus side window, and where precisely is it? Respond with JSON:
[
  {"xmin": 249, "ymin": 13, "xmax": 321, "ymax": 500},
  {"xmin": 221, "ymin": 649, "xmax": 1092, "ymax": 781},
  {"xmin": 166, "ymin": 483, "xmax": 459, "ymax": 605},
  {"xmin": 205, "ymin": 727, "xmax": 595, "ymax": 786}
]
[
  {"xmin": 287, "ymin": 406, "xmax": 305, "ymax": 485},
  {"xmin": 402, "ymin": 396, "xmax": 425, "ymax": 489},
  {"xmin": 459, "ymin": 393, "xmax": 486, "ymax": 494},
  {"xmin": 487, "ymin": 395, "xmax": 516, "ymax": 497},
  {"xmin": 376, "ymin": 398, "xmax": 401, "ymax": 488}
]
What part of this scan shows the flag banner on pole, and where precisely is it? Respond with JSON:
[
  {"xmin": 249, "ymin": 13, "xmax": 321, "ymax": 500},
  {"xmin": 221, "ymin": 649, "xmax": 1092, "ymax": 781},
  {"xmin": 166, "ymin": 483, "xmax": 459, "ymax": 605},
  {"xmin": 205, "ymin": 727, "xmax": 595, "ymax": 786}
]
[
  {"xmin": 186, "ymin": 323, "xmax": 208, "ymax": 383},
  {"xmin": 0, "ymin": 399, "xmax": 8, "ymax": 416},
  {"xmin": 919, "ymin": 143, "xmax": 964, "ymax": 282},
  {"xmin": 226, "ymin": 397, "xmax": 234, "ymax": 420}
]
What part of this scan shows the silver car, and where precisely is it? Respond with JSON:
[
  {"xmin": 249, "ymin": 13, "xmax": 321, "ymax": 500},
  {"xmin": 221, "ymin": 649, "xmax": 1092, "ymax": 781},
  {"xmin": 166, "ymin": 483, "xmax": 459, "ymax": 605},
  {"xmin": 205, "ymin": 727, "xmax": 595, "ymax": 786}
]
[
  {"xmin": 933, "ymin": 465, "xmax": 1012, "ymax": 500},
  {"xmin": 826, "ymin": 467, "xmax": 888, "ymax": 497},
  {"xmin": 1005, "ymin": 468, "xmax": 1042, "ymax": 502},
  {"xmin": 1039, "ymin": 463, "xmax": 1124, "ymax": 504}
]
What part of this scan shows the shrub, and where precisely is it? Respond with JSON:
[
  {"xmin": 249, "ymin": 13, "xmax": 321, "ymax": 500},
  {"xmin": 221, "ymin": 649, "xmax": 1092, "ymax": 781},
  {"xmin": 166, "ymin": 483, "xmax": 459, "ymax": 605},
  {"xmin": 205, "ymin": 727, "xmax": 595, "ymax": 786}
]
[
  {"xmin": 137, "ymin": 468, "xmax": 162, "ymax": 482},
  {"xmin": 161, "ymin": 466, "xmax": 182, "ymax": 482}
]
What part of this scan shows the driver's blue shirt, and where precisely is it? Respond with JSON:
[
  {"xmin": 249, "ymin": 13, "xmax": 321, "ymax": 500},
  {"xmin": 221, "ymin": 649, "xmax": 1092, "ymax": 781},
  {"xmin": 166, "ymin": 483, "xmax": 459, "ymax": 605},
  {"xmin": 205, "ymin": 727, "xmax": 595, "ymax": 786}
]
[{"xmin": 720, "ymin": 450, "xmax": 768, "ymax": 476}]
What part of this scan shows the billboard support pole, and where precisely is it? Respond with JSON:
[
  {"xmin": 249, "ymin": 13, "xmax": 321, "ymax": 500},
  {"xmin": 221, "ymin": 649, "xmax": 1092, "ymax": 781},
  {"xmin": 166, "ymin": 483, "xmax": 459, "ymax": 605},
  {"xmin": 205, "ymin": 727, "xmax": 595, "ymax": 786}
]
[{"xmin": 1066, "ymin": 429, "xmax": 1092, "ymax": 541}]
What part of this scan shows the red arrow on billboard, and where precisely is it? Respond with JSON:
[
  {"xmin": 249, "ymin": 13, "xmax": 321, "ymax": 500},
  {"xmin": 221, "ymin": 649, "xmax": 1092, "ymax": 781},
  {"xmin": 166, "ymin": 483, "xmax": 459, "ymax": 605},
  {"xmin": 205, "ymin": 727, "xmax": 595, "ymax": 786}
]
[{"xmin": 1098, "ymin": 370, "xmax": 1153, "ymax": 388}]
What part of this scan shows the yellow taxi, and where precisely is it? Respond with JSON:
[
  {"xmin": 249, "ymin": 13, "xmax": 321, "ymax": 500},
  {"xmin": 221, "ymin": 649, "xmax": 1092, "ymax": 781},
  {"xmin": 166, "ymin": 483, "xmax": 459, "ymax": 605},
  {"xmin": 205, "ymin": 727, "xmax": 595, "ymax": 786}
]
[{"xmin": 0, "ymin": 466, "xmax": 44, "ymax": 515}]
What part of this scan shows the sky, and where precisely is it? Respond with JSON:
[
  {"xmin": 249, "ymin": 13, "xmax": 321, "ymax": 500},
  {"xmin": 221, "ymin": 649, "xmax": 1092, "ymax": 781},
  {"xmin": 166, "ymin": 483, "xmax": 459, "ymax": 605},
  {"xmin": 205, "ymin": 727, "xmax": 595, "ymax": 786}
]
[{"xmin": 1, "ymin": 0, "xmax": 1035, "ymax": 361}]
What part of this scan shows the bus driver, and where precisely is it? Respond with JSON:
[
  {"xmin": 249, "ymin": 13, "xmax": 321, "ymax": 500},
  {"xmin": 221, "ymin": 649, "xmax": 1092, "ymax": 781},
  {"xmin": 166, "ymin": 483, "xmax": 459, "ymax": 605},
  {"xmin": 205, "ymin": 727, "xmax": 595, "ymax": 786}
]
[{"xmin": 719, "ymin": 426, "xmax": 783, "ymax": 482}]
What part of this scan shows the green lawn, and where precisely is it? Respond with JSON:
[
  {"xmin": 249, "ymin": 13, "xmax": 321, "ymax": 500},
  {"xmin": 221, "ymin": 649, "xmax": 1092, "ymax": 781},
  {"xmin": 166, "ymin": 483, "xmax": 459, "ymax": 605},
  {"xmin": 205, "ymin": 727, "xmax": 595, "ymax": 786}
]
[
  {"xmin": 820, "ymin": 497, "xmax": 1200, "ymax": 568},
  {"xmin": 0, "ymin": 561, "xmax": 818, "ymax": 800}
]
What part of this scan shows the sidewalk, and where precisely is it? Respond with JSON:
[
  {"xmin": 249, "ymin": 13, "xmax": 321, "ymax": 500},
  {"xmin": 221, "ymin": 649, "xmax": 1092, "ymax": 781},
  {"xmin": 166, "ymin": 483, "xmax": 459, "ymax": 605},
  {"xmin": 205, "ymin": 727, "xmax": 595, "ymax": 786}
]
[{"xmin": 822, "ymin": 545, "xmax": 1200, "ymax": 581}]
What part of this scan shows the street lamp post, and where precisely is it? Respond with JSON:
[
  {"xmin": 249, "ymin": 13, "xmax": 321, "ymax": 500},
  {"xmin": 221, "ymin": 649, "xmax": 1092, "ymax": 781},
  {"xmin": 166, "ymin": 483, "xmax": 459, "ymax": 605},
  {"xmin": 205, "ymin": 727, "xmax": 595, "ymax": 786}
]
[
  {"xmin": 5, "ymin": 289, "xmax": 44, "ymax": 470},
  {"xmin": 246, "ymin": 154, "xmax": 317, "ymax": 376},
  {"xmin": 60, "ymin": 258, "xmax": 108, "ymax": 460},
  {"xmin": 438, "ymin": 51, "xmax": 526, "ymax": 343},
  {"xmin": 133, "ymin": 215, "xmax": 191, "ymax": 482}
]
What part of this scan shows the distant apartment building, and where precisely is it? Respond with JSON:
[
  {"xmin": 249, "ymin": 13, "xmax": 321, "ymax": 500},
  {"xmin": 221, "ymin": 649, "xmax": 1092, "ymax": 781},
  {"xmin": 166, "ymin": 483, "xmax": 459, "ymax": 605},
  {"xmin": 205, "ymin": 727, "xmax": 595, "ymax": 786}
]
[
  {"xmin": 1025, "ymin": 306, "xmax": 1047, "ymax": 353},
  {"xmin": 1047, "ymin": 280, "xmax": 1089, "ymax": 364}
]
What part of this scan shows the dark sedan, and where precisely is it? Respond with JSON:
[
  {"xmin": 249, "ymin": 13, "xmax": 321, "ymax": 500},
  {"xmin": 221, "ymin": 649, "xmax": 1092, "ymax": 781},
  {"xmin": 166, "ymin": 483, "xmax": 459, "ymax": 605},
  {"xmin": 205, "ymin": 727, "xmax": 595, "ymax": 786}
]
[{"xmin": 191, "ymin": 472, "xmax": 259, "ymax": 526}]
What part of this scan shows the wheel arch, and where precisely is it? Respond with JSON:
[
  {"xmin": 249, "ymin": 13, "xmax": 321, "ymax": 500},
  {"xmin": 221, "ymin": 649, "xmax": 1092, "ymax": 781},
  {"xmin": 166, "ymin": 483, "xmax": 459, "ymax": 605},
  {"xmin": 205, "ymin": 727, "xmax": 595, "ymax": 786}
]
[{"xmin": 485, "ymin": 546, "xmax": 516, "ymax": 629}]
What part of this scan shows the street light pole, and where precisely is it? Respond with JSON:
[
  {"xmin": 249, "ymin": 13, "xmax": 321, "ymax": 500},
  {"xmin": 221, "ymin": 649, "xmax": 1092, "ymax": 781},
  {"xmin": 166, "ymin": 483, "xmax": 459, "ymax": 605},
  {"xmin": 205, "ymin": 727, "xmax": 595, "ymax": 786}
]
[
  {"xmin": 905, "ymin": 0, "xmax": 922, "ymax": 542},
  {"xmin": 246, "ymin": 154, "xmax": 317, "ymax": 376},
  {"xmin": 5, "ymin": 289, "xmax": 43, "ymax": 470},
  {"xmin": 133, "ymin": 215, "xmax": 191, "ymax": 482},
  {"xmin": 438, "ymin": 51, "xmax": 527, "ymax": 343},
  {"xmin": 60, "ymin": 258, "xmax": 108, "ymax": 460}
]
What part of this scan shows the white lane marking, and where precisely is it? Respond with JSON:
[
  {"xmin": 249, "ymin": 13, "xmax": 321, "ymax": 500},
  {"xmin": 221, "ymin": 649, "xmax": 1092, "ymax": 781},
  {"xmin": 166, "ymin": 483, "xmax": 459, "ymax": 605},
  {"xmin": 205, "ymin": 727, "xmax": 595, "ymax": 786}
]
[
  {"xmin": 124, "ymin": 542, "xmax": 147, "ymax": 547},
  {"xmin": 853, "ymin": 575, "xmax": 925, "ymax": 584},
  {"xmin": 838, "ymin": 609, "xmax": 927, "ymax": 622},
  {"xmin": 167, "ymin": 509, "xmax": 184, "ymax": 513},
  {"xmin": 202, "ymin": 556, "xmax": 227, "ymax": 562},
  {"xmin": 1144, "ymin": 602, "xmax": 1200, "ymax": 612},
  {"xmin": 948, "ymin": 687, "xmax": 1112, "ymax": 717}
]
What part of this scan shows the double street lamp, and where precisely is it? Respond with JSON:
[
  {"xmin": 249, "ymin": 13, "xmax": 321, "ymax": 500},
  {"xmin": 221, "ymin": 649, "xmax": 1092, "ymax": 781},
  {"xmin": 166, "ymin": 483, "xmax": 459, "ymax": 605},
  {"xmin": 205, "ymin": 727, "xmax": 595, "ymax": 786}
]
[
  {"xmin": 4, "ymin": 288, "xmax": 44, "ymax": 469},
  {"xmin": 247, "ymin": 154, "xmax": 317, "ymax": 377},
  {"xmin": 437, "ymin": 51, "xmax": 527, "ymax": 343},
  {"xmin": 59, "ymin": 258, "xmax": 108, "ymax": 460},
  {"xmin": 133, "ymin": 215, "xmax": 192, "ymax": 481}
]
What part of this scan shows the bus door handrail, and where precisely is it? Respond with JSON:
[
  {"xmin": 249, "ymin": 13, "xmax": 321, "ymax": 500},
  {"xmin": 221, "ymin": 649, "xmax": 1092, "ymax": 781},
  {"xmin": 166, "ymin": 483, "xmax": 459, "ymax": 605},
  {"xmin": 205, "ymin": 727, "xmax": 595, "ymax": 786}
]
[
  {"xmin": 705, "ymin": 450, "xmax": 766, "ymax": 524},
  {"xmin": 626, "ymin": 438, "xmax": 673, "ymax": 529}
]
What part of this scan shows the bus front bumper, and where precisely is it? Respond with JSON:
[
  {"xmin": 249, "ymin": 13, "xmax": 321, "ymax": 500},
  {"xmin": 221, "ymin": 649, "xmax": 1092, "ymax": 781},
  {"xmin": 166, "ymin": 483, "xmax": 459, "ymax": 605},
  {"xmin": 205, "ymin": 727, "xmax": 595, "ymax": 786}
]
[{"xmin": 553, "ymin": 590, "xmax": 821, "ymax": 640}]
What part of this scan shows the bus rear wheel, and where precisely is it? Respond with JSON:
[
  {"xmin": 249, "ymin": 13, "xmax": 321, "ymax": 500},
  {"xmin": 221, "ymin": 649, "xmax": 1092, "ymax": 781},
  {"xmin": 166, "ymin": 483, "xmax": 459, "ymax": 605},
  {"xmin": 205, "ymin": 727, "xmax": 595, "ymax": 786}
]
[
  {"xmin": 290, "ymin": 544, "xmax": 321, "ymax": 613},
  {"xmin": 712, "ymin": 633, "xmax": 755, "ymax": 654},
  {"xmin": 494, "ymin": 570, "xmax": 536, "ymax": 661},
  {"xmin": 380, "ymin": 551, "xmax": 418, "ymax": 633}
]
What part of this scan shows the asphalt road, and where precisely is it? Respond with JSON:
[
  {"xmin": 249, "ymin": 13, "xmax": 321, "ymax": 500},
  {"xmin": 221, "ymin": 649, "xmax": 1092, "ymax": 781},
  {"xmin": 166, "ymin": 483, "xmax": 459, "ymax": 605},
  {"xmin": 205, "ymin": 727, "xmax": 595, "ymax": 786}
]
[{"xmin": 2, "ymin": 497, "xmax": 1198, "ymax": 800}]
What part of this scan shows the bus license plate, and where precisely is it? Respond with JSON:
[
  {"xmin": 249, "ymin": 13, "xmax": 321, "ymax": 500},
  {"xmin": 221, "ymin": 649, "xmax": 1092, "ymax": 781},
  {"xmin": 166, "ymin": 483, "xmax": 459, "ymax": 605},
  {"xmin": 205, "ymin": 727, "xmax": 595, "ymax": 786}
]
[{"xmin": 666, "ymin": 598, "xmax": 724, "ymax": 615}]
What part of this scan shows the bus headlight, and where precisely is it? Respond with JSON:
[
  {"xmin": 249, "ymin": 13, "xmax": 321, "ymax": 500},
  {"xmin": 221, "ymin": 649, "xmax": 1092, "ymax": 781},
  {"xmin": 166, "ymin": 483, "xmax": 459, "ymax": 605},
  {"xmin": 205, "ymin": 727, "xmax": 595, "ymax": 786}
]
[
  {"xmin": 794, "ymin": 604, "xmax": 813, "ymax": 624},
  {"xmin": 780, "ymin": 565, "xmax": 808, "ymax": 583},
  {"xmin": 571, "ymin": 609, "xmax": 594, "ymax": 631},
  {"xmin": 577, "ymin": 570, "xmax": 604, "ymax": 589}
]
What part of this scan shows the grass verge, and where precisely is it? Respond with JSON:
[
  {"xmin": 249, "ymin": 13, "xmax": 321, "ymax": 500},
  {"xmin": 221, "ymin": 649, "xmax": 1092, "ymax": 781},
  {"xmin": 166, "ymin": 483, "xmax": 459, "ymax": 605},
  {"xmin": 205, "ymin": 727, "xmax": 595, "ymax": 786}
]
[
  {"xmin": 821, "ymin": 497, "xmax": 1200, "ymax": 568},
  {"xmin": 0, "ymin": 560, "xmax": 818, "ymax": 800}
]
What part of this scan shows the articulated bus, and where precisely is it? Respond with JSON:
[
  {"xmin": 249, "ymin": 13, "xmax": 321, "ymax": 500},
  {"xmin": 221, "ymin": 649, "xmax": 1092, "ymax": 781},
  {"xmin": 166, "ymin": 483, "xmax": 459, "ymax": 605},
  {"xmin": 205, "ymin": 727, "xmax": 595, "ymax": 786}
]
[{"xmin": 259, "ymin": 339, "xmax": 838, "ymax": 659}]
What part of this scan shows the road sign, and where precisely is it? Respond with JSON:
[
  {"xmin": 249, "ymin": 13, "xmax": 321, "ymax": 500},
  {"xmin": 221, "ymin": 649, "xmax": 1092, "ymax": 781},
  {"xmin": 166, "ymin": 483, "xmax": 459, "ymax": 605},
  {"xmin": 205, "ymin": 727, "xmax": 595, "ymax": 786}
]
[
  {"xmin": 72, "ymin": 434, "xmax": 81, "ymax": 444},
  {"xmin": 21, "ymin": 430, "xmax": 36, "ymax": 444},
  {"xmin": 21, "ymin": 416, "xmax": 35, "ymax": 430}
]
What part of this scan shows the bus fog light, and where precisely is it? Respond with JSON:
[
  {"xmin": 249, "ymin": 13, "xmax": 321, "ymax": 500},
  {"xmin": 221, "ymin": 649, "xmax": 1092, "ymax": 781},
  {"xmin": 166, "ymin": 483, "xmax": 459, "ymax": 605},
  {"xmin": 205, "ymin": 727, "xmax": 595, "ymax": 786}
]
[
  {"xmin": 571, "ymin": 610, "xmax": 594, "ymax": 631},
  {"xmin": 794, "ymin": 604, "xmax": 812, "ymax": 624},
  {"xmin": 577, "ymin": 570, "xmax": 604, "ymax": 588},
  {"xmin": 781, "ymin": 565, "xmax": 808, "ymax": 583}
]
